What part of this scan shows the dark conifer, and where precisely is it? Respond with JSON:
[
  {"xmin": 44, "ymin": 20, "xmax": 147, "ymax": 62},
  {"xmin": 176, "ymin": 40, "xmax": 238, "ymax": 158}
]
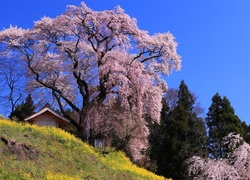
[
  {"xmin": 206, "ymin": 93, "xmax": 244, "ymax": 159},
  {"xmin": 241, "ymin": 121, "xmax": 250, "ymax": 144},
  {"xmin": 148, "ymin": 80, "xmax": 206, "ymax": 180},
  {"xmin": 9, "ymin": 94, "xmax": 35, "ymax": 121}
]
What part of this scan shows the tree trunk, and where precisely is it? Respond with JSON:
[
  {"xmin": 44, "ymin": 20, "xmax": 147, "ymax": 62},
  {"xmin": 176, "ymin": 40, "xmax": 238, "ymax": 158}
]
[{"xmin": 76, "ymin": 124, "xmax": 88, "ymax": 142}]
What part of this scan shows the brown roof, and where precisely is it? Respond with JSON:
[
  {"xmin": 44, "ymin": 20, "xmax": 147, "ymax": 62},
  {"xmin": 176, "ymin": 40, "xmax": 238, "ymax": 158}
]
[{"xmin": 24, "ymin": 106, "xmax": 70, "ymax": 124}]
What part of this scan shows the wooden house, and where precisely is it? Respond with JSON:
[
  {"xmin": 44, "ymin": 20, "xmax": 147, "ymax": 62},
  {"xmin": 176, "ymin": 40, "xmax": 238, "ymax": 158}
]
[
  {"xmin": 24, "ymin": 105, "xmax": 70, "ymax": 128},
  {"xmin": 25, "ymin": 105, "xmax": 106, "ymax": 147}
]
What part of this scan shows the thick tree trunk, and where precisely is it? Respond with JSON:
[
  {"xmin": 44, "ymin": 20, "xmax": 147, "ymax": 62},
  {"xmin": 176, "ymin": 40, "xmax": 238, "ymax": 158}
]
[{"xmin": 76, "ymin": 125, "xmax": 88, "ymax": 142}]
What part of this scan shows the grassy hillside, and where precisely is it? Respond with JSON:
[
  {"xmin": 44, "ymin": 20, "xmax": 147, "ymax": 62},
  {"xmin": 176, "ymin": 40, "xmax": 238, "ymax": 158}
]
[{"xmin": 0, "ymin": 119, "xmax": 168, "ymax": 180}]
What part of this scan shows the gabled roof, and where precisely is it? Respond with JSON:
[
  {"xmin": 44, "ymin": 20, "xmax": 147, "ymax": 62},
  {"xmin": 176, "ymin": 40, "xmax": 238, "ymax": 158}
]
[{"xmin": 24, "ymin": 106, "xmax": 70, "ymax": 123}]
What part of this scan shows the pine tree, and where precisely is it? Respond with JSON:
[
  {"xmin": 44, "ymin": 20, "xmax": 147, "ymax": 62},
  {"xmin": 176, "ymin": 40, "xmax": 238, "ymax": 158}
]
[
  {"xmin": 241, "ymin": 121, "xmax": 250, "ymax": 144},
  {"xmin": 176, "ymin": 80, "xmax": 206, "ymax": 157},
  {"xmin": 148, "ymin": 99, "xmax": 189, "ymax": 179},
  {"xmin": 9, "ymin": 94, "xmax": 35, "ymax": 121},
  {"xmin": 177, "ymin": 80, "xmax": 195, "ymax": 113},
  {"xmin": 22, "ymin": 94, "xmax": 35, "ymax": 117},
  {"xmin": 206, "ymin": 93, "xmax": 244, "ymax": 159},
  {"xmin": 148, "ymin": 80, "xmax": 206, "ymax": 180}
]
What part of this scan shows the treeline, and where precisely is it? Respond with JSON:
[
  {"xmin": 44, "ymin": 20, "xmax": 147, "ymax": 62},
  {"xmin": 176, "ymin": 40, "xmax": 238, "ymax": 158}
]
[
  {"xmin": 147, "ymin": 80, "xmax": 250, "ymax": 179},
  {"xmin": 8, "ymin": 80, "xmax": 250, "ymax": 179}
]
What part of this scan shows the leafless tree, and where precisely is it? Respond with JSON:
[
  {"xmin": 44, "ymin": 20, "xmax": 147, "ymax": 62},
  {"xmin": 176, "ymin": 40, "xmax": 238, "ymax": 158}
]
[{"xmin": 0, "ymin": 56, "xmax": 25, "ymax": 117}]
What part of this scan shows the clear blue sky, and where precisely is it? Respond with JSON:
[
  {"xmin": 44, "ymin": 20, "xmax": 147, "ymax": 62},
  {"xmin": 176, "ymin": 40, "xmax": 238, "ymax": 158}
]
[{"xmin": 1, "ymin": 1, "xmax": 250, "ymax": 124}]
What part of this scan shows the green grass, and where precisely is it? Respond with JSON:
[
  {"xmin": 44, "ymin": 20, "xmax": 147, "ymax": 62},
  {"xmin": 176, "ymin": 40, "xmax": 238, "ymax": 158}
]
[{"xmin": 0, "ymin": 119, "xmax": 169, "ymax": 180}]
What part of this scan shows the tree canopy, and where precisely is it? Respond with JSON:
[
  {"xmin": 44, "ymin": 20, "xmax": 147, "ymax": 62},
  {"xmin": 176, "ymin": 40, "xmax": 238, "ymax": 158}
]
[{"xmin": 0, "ymin": 2, "xmax": 181, "ymax": 161}]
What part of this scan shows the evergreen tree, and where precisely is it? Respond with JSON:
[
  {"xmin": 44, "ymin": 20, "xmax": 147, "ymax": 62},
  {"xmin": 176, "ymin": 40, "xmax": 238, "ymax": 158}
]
[
  {"xmin": 241, "ymin": 121, "xmax": 250, "ymax": 144},
  {"xmin": 177, "ymin": 80, "xmax": 195, "ymax": 113},
  {"xmin": 206, "ymin": 93, "xmax": 244, "ymax": 159},
  {"xmin": 22, "ymin": 94, "xmax": 35, "ymax": 116},
  {"xmin": 176, "ymin": 80, "xmax": 207, "ymax": 157},
  {"xmin": 148, "ymin": 80, "xmax": 206, "ymax": 180},
  {"xmin": 9, "ymin": 94, "xmax": 35, "ymax": 121},
  {"xmin": 148, "ymin": 100, "xmax": 188, "ymax": 179}
]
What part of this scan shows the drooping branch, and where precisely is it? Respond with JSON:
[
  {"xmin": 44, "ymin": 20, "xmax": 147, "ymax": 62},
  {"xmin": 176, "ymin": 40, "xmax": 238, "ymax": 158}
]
[{"xmin": 52, "ymin": 90, "xmax": 79, "ymax": 128}]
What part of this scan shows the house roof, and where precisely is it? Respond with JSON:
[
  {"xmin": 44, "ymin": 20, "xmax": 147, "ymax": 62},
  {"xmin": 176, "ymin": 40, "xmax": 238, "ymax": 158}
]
[{"xmin": 24, "ymin": 106, "xmax": 70, "ymax": 123}]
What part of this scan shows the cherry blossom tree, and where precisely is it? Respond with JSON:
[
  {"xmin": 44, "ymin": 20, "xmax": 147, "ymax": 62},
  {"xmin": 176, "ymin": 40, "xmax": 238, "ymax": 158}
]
[
  {"xmin": 0, "ymin": 3, "xmax": 181, "ymax": 160},
  {"xmin": 186, "ymin": 156, "xmax": 241, "ymax": 179},
  {"xmin": 186, "ymin": 133, "xmax": 250, "ymax": 179}
]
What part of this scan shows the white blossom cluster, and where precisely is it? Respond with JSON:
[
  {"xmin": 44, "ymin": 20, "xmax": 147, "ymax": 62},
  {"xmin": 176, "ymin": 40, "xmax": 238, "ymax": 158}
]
[
  {"xmin": 186, "ymin": 133, "xmax": 250, "ymax": 179},
  {"xmin": 222, "ymin": 132, "xmax": 243, "ymax": 150}
]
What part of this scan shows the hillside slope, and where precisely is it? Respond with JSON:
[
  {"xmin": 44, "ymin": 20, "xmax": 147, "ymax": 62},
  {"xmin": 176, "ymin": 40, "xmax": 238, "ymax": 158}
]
[{"xmin": 0, "ymin": 119, "xmax": 168, "ymax": 180}]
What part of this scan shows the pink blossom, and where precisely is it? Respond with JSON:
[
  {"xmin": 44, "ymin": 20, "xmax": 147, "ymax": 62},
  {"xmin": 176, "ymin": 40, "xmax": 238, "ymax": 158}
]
[{"xmin": 0, "ymin": 3, "xmax": 181, "ymax": 160}]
